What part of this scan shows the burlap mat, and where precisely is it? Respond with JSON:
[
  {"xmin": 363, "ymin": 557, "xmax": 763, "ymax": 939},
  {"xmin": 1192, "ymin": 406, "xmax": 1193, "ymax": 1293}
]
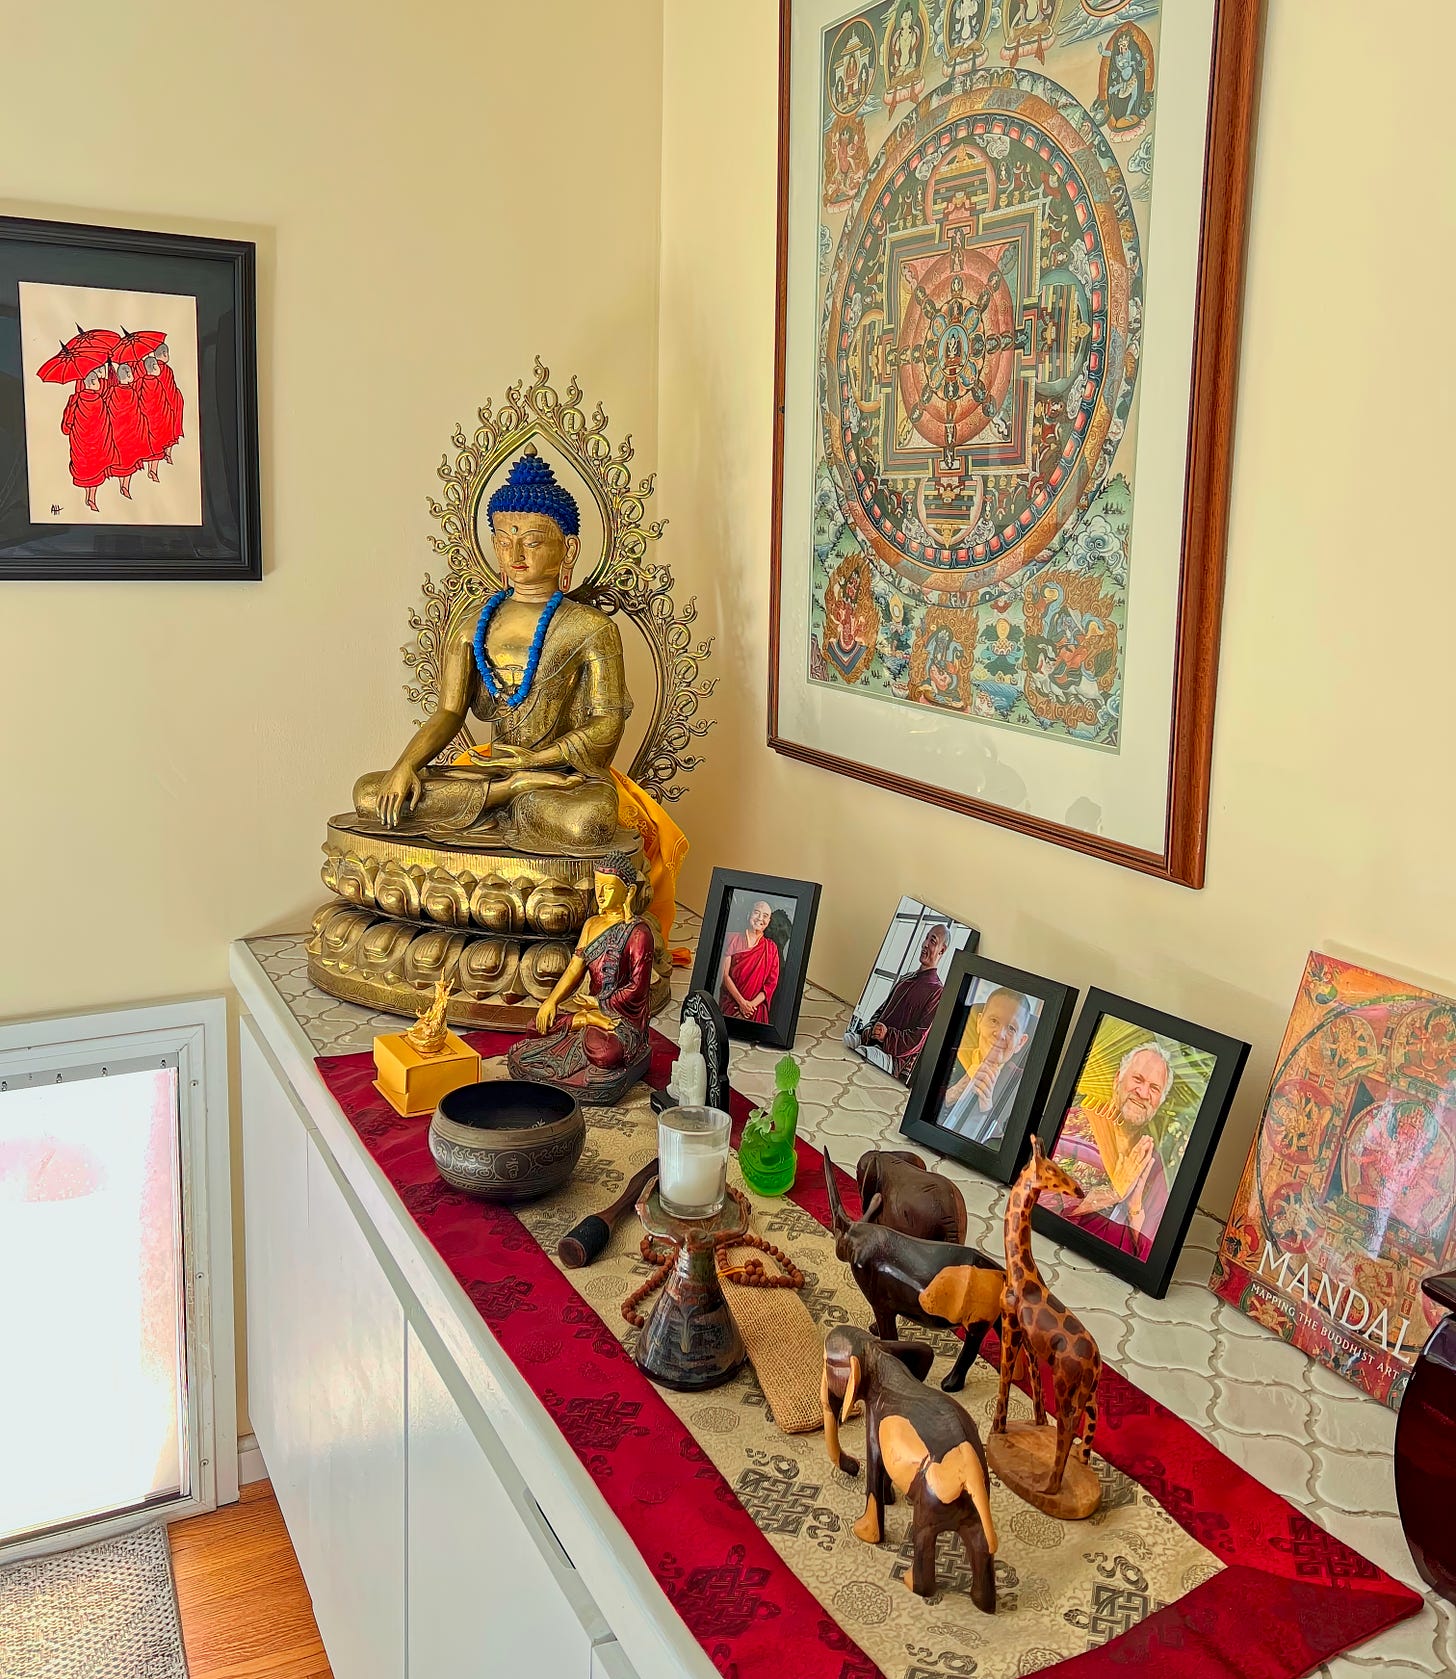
[
  {"xmin": 516, "ymin": 1091, "xmax": 1224, "ymax": 1679},
  {"xmin": 719, "ymin": 1242, "xmax": 829, "ymax": 1434}
]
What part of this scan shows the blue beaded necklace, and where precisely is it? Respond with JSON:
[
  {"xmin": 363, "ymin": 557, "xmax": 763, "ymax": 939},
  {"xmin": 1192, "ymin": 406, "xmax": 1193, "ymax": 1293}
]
[{"xmin": 472, "ymin": 587, "xmax": 564, "ymax": 710}]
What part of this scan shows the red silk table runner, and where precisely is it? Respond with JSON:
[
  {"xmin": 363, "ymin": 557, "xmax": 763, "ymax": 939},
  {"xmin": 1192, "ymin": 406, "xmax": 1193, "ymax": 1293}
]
[{"xmin": 314, "ymin": 1032, "xmax": 1419, "ymax": 1679}]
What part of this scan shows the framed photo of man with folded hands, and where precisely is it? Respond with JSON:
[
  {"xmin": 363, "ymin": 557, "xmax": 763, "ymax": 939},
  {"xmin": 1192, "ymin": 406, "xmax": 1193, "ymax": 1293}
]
[{"xmin": 1032, "ymin": 990, "xmax": 1250, "ymax": 1297}]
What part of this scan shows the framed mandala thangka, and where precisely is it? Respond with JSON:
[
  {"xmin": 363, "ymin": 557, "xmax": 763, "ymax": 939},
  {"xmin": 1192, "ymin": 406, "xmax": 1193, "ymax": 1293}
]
[
  {"xmin": 1212, "ymin": 954, "xmax": 1456, "ymax": 1408},
  {"xmin": 769, "ymin": 1, "xmax": 1261, "ymax": 884}
]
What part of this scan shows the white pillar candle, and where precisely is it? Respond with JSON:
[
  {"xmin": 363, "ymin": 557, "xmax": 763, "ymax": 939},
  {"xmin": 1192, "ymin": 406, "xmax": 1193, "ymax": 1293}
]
[{"xmin": 658, "ymin": 1106, "xmax": 731, "ymax": 1219}]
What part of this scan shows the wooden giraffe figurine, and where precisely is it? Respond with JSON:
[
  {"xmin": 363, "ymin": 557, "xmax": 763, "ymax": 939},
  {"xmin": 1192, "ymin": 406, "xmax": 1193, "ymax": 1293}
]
[{"xmin": 989, "ymin": 1137, "xmax": 1102, "ymax": 1517}]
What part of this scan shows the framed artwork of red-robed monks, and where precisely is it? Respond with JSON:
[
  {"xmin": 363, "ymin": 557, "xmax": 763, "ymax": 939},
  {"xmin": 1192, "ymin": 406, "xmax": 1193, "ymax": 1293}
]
[
  {"xmin": 768, "ymin": 0, "xmax": 1263, "ymax": 885},
  {"xmin": 0, "ymin": 215, "xmax": 260, "ymax": 582}
]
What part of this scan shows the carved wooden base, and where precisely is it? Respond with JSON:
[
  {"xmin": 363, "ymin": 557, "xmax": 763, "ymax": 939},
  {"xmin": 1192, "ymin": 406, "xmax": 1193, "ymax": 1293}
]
[{"xmin": 986, "ymin": 1421, "xmax": 1102, "ymax": 1519}]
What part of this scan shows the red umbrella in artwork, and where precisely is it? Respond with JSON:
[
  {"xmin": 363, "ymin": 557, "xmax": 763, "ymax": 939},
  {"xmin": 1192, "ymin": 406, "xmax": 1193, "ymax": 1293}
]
[
  {"xmin": 35, "ymin": 327, "xmax": 120, "ymax": 384},
  {"xmin": 109, "ymin": 326, "xmax": 166, "ymax": 366}
]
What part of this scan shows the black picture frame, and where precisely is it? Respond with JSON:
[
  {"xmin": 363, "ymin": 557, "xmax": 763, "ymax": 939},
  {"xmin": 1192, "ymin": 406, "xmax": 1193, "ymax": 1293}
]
[
  {"xmin": 843, "ymin": 895, "xmax": 980, "ymax": 1088},
  {"xmin": 0, "ymin": 214, "xmax": 260, "ymax": 581},
  {"xmin": 900, "ymin": 951, "xmax": 1077, "ymax": 1185},
  {"xmin": 1031, "ymin": 989, "xmax": 1251, "ymax": 1298},
  {"xmin": 689, "ymin": 868, "xmax": 822, "ymax": 1050}
]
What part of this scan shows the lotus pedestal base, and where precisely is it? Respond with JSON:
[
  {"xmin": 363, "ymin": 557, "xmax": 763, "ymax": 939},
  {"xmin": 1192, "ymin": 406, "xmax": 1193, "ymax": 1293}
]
[{"xmin": 306, "ymin": 817, "xmax": 670, "ymax": 1026}]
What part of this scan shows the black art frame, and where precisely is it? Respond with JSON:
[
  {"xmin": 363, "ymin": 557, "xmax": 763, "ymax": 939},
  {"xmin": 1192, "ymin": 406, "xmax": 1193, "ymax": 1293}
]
[
  {"xmin": 901, "ymin": 950, "xmax": 1077, "ymax": 1185},
  {"xmin": 1031, "ymin": 988, "xmax": 1251, "ymax": 1298},
  {"xmin": 0, "ymin": 215, "xmax": 260, "ymax": 581},
  {"xmin": 689, "ymin": 868, "xmax": 822, "ymax": 1050}
]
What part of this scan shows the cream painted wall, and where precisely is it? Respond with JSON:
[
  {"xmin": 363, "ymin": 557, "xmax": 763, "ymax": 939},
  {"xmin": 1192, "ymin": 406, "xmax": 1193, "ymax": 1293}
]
[
  {"xmin": 2, "ymin": 0, "xmax": 665, "ymax": 1435},
  {"xmin": 658, "ymin": 0, "xmax": 1456, "ymax": 1220}
]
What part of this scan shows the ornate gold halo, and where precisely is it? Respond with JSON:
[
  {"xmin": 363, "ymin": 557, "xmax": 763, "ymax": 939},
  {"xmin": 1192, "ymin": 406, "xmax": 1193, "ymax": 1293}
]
[{"xmin": 402, "ymin": 360, "xmax": 714, "ymax": 804}]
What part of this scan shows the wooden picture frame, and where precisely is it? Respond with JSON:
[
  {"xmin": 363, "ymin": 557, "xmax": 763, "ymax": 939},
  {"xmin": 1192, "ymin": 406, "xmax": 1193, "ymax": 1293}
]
[
  {"xmin": 1031, "ymin": 987, "xmax": 1250, "ymax": 1297},
  {"xmin": 768, "ymin": 1, "xmax": 1263, "ymax": 885},
  {"xmin": 0, "ymin": 215, "xmax": 260, "ymax": 581},
  {"xmin": 688, "ymin": 868, "xmax": 822, "ymax": 1050},
  {"xmin": 900, "ymin": 949, "xmax": 1077, "ymax": 1185}
]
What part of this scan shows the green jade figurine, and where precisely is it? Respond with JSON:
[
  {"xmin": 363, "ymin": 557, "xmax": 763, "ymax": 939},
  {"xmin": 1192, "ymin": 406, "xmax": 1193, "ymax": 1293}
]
[{"xmin": 739, "ymin": 1056, "xmax": 801, "ymax": 1196}]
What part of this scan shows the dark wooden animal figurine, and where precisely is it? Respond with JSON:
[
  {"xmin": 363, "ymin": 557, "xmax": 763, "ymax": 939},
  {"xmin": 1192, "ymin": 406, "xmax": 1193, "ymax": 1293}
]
[
  {"xmin": 994, "ymin": 1137, "xmax": 1101, "ymax": 1494},
  {"xmin": 823, "ymin": 1146, "xmax": 1003, "ymax": 1392},
  {"xmin": 857, "ymin": 1148, "xmax": 967, "ymax": 1243},
  {"xmin": 822, "ymin": 1326, "xmax": 998, "ymax": 1610}
]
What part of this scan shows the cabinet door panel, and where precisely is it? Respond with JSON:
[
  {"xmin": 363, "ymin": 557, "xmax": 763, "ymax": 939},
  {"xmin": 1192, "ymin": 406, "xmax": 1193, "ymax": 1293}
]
[
  {"xmin": 305, "ymin": 1143, "xmax": 407, "ymax": 1679},
  {"xmin": 592, "ymin": 1642, "xmax": 642, "ymax": 1679},
  {"xmin": 238, "ymin": 1023, "xmax": 313, "ymax": 1555},
  {"xmin": 407, "ymin": 1323, "xmax": 600, "ymax": 1677}
]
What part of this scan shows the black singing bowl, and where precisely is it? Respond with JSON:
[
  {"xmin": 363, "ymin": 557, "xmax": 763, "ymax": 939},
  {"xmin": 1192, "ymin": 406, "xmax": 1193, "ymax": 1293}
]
[{"xmin": 428, "ymin": 1079, "xmax": 585, "ymax": 1203}]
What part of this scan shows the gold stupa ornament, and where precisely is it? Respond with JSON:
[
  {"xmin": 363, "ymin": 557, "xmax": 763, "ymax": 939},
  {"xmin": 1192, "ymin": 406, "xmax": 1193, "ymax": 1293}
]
[{"xmin": 309, "ymin": 362, "xmax": 713, "ymax": 1029}]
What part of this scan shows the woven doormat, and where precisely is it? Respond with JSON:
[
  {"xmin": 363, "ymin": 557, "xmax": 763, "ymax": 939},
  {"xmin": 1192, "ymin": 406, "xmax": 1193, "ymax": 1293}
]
[{"xmin": 0, "ymin": 1524, "xmax": 188, "ymax": 1679}]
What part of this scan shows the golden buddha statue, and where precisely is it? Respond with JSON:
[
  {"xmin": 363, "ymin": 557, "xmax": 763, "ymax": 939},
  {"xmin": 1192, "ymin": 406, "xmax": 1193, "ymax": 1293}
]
[
  {"xmin": 352, "ymin": 448, "xmax": 628, "ymax": 852},
  {"xmin": 306, "ymin": 365, "xmax": 712, "ymax": 1031}
]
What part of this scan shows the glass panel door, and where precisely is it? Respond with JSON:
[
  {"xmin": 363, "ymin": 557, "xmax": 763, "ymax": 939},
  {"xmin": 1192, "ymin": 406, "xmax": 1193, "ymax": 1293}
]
[{"xmin": 0, "ymin": 1058, "xmax": 188, "ymax": 1545}]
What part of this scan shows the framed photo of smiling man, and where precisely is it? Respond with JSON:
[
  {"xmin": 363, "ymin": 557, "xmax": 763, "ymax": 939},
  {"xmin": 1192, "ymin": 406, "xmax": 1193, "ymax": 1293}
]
[
  {"xmin": 900, "ymin": 950, "xmax": 1077, "ymax": 1183},
  {"xmin": 1032, "ymin": 990, "xmax": 1250, "ymax": 1296}
]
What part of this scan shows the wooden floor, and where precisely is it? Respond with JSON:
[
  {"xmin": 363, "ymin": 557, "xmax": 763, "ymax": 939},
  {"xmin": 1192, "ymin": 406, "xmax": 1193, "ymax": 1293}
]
[{"xmin": 169, "ymin": 1481, "xmax": 332, "ymax": 1679}]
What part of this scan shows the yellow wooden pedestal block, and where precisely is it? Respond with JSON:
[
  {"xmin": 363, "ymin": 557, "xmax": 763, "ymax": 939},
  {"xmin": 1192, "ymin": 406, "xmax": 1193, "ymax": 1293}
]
[{"xmin": 373, "ymin": 1029, "xmax": 481, "ymax": 1118}]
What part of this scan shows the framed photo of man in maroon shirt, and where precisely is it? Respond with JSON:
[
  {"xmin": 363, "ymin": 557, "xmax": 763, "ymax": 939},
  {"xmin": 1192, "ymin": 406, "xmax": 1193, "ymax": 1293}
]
[
  {"xmin": 0, "ymin": 215, "xmax": 259, "ymax": 581},
  {"xmin": 844, "ymin": 895, "xmax": 978, "ymax": 1086},
  {"xmin": 901, "ymin": 949, "xmax": 1077, "ymax": 1185},
  {"xmin": 1031, "ymin": 990, "xmax": 1250, "ymax": 1298}
]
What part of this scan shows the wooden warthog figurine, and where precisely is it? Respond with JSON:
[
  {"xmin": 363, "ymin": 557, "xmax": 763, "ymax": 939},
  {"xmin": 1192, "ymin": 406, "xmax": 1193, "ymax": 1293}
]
[
  {"xmin": 822, "ymin": 1326, "xmax": 998, "ymax": 1610},
  {"xmin": 824, "ymin": 1146, "xmax": 1003, "ymax": 1391},
  {"xmin": 856, "ymin": 1148, "xmax": 967, "ymax": 1243}
]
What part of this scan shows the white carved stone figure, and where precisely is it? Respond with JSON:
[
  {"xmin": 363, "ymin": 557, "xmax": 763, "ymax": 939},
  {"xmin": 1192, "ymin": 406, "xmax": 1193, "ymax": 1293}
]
[{"xmin": 666, "ymin": 1016, "xmax": 707, "ymax": 1107}]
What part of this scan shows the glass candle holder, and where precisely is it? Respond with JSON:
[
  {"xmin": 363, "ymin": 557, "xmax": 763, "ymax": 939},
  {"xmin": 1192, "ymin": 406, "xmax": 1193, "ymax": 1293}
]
[{"xmin": 657, "ymin": 1106, "xmax": 731, "ymax": 1220}]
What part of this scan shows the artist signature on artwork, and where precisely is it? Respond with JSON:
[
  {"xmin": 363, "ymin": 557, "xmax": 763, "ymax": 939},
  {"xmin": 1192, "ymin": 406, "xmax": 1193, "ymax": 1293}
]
[{"xmin": 50, "ymin": 504, "xmax": 62, "ymax": 515}]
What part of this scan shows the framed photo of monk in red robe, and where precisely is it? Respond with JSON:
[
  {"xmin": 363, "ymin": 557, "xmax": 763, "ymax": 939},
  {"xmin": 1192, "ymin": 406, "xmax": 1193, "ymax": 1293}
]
[
  {"xmin": 689, "ymin": 868, "xmax": 822, "ymax": 1050},
  {"xmin": 1031, "ymin": 990, "xmax": 1250, "ymax": 1298},
  {"xmin": 843, "ymin": 895, "xmax": 978, "ymax": 1086},
  {"xmin": 0, "ymin": 215, "xmax": 259, "ymax": 581},
  {"xmin": 900, "ymin": 950, "xmax": 1077, "ymax": 1185}
]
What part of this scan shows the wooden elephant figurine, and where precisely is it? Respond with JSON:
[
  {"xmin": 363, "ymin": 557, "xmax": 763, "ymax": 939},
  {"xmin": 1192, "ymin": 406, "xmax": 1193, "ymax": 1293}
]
[
  {"xmin": 857, "ymin": 1148, "xmax": 967, "ymax": 1244},
  {"xmin": 821, "ymin": 1325, "xmax": 998, "ymax": 1610},
  {"xmin": 824, "ymin": 1147, "xmax": 1004, "ymax": 1392}
]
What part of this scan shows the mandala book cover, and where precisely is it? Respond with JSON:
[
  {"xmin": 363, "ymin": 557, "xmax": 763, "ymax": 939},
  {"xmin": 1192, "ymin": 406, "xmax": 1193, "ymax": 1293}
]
[{"xmin": 1213, "ymin": 954, "xmax": 1456, "ymax": 1407}]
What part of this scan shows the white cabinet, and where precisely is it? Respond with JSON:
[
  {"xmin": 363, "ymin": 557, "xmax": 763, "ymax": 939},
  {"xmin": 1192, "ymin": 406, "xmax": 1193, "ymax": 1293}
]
[
  {"xmin": 304, "ymin": 1141, "xmax": 407, "ymax": 1679},
  {"xmin": 591, "ymin": 1643, "xmax": 642, "ymax": 1679},
  {"xmin": 406, "ymin": 1321, "xmax": 609, "ymax": 1676},
  {"xmin": 239, "ymin": 1022, "xmax": 313, "ymax": 1558},
  {"xmin": 240, "ymin": 1013, "xmax": 630, "ymax": 1679},
  {"xmin": 241, "ymin": 1020, "xmax": 405, "ymax": 1679}
]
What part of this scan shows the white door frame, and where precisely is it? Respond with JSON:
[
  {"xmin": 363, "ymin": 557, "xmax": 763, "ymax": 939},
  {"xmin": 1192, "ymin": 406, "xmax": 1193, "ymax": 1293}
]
[{"xmin": 0, "ymin": 996, "xmax": 235, "ymax": 1562}]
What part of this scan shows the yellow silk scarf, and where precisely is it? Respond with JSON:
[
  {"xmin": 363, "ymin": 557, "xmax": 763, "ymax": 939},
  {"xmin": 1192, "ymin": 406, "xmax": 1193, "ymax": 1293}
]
[{"xmin": 447, "ymin": 749, "xmax": 688, "ymax": 941}]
